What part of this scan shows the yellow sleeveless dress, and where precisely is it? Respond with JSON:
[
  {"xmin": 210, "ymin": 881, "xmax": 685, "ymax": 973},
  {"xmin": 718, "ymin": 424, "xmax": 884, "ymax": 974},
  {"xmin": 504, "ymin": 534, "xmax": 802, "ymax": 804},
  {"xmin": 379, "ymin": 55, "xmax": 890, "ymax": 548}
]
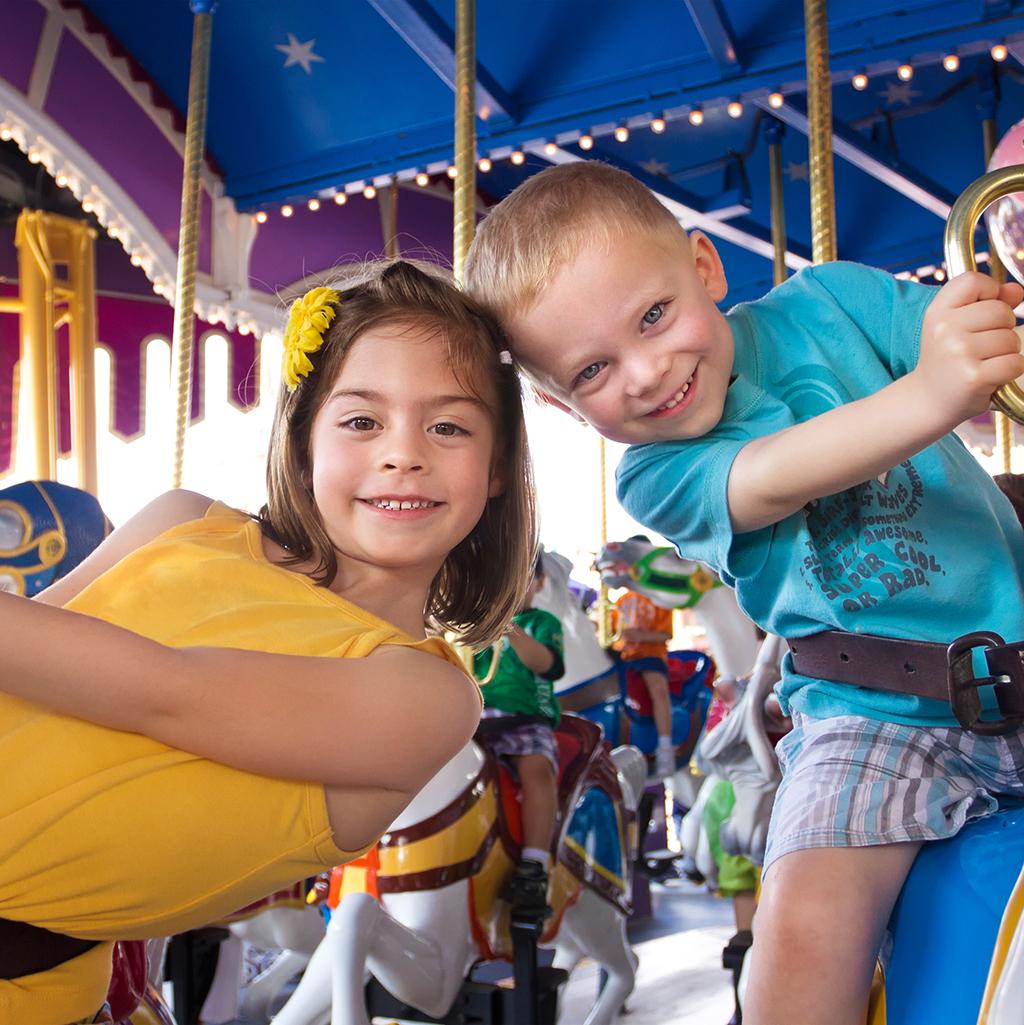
[{"xmin": 0, "ymin": 502, "xmax": 465, "ymax": 1025}]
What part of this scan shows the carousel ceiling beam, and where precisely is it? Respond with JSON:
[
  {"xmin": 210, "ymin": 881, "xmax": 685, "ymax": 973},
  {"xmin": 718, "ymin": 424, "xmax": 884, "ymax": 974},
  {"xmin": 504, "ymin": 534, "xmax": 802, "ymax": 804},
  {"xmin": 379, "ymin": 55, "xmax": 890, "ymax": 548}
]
[
  {"xmin": 366, "ymin": 0, "xmax": 516, "ymax": 121},
  {"xmin": 756, "ymin": 96, "xmax": 956, "ymax": 219},
  {"xmin": 684, "ymin": 0, "xmax": 742, "ymax": 73},
  {"xmin": 528, "ymin": 143, "xmax": 811, "ymax": 270}
]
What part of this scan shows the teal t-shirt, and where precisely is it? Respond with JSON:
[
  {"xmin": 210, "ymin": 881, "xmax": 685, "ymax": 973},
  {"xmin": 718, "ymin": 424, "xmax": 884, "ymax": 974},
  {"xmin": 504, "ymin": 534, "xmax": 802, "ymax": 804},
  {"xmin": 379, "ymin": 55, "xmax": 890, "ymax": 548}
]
[
  {"xmin": 474, "ymin": 607, "xmax": 564, "ymax": 725},
  {"xmin": 617, "ymin": 262, "xmax": 1024, "ymax": 727}
]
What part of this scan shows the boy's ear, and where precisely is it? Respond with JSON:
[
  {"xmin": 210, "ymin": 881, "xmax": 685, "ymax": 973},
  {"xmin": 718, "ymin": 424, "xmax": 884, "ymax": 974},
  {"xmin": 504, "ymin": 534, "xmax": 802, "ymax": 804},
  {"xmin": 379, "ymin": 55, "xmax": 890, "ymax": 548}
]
[
  {"xmin": 689, "ymin": 230, "xmax": 728, "ymax": 303},
  {"xmin": 534, "ymin": 388, "xmax": 587, "ymax": 425}
]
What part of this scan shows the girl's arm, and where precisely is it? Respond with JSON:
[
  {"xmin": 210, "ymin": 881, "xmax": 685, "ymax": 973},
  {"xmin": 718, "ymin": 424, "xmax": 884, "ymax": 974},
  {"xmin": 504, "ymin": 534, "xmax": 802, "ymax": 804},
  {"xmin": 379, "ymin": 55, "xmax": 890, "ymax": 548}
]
[
  {"xmin": 35, "ymin": 489, "xmax": 214, "ymax": 607},
  {"xmin": 728, "ymin": 273, "xmax": 1024, "ymax": 533},
  {"xmin": 1, "ymin": 593, "xmax": 480, "ymax": 794}
]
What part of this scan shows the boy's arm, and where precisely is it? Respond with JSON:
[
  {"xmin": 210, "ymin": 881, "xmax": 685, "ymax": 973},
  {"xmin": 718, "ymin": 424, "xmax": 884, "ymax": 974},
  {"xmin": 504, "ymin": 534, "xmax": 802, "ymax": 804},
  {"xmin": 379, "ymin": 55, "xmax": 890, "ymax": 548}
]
[
  {"xmin": 0, "ymin": 592, "xmax": 480, "ymax": 794},
  {"xmin": 728, "ymin": 272, "xmax": 1024, "ymax": 533}
]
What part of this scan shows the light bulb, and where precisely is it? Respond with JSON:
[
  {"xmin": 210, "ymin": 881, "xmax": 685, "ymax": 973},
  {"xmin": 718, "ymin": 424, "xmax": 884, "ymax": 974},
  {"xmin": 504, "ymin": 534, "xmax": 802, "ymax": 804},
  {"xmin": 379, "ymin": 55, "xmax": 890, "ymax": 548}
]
[
  {"xmin": 363, "ymin": 184, "xmax": 377, "ymax": 198},
  {"xmin": 689, "ymin": 108, "xmax": 704, "ymax": 126},
  {"xmin": 768, "ymin": 92, "xmax": 784, "ymax": 109},
  {"xmin": 992, "ymin": 44, "xmax": 1009, "ymax": 62},
  {"xmin": 614, "ymin": 125, "xmax": 629, "ymax": 142},
  {"xmin": 415, "ymin": 172, "xmax": 430, "ymax": 186},
  {"xmin": 281, "ymin": 205, "xmax": 294, "ymax": 218},
  {"xmin": 446, "ymin": 165, "xmax": 457, "ymax": 179},
  {"xmin": 897, "ymin": 63, "xmax": 913, "ymax": 81},
  {"xmin": 511, "ymin": 150, "xmax": 525, "ymax": 165},
  {"xmin": 544, "ymin": 142, "xmax": 558, "ymax": 156},
  {"xmin": 943, "ymin": 54, "xmax": 960, "ymax": 72},
  {"xmin": 478, "ymin": 157, "xmax": 492, "ymax": 172},
  {"xmin": 333, "ymin": 191, "xmax": 347, "ymax": 205},
  {"xmin": 578, "ymin": 134, "xmax": 594, "ymax": 150},
  {"xmin": 727, "ymin": 100, "xmax": 743, "ymax": 119},
  {"xmin": 255, "ymin": 210, "xmax": 268, "ymax": 224},
  {"xmin": 650, "ymin": 117, "xmax": 666, "ymax": 133},
  {"xmin": 307, "ymin": 198, "xmax": 320, "ymax": 211},
  {"xmin": 852, "ymin": 73, "xmax": 868, "ymax": 90}
]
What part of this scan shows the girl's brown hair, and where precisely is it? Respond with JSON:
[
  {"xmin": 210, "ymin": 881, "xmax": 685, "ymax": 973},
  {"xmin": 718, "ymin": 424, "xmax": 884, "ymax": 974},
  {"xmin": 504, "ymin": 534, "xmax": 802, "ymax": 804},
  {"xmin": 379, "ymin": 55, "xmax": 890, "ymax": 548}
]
[{"xmin": 259, "ymin": 259, "xmax": 537, "ymax": 648}]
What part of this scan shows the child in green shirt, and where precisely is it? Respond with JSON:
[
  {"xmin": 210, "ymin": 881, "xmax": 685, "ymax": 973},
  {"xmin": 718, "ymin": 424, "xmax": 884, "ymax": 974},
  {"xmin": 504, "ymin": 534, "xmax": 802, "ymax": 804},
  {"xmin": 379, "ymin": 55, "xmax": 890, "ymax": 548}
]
[{"xmin": 474, "ymin": 554, "xmax": 565, "ymax": 916}]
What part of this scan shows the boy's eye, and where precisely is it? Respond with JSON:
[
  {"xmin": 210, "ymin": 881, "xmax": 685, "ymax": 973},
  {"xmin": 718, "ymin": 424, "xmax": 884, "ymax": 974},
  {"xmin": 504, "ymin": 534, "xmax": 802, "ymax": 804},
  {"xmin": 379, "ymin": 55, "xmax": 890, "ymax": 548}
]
[
  {"xmin": 430, "ymin": 422, "xmax": 468, "ymax": 437},
  {"xmin": 574, "ymin": 361, "xmax": 606, "ymax": 386},
  {"xmin": 642, "ymin": 303, "xmax": 665, "ymax": 327},
  {"xmin": 341, "ymin": 416, "xmax": 378, "ymax": 431}
]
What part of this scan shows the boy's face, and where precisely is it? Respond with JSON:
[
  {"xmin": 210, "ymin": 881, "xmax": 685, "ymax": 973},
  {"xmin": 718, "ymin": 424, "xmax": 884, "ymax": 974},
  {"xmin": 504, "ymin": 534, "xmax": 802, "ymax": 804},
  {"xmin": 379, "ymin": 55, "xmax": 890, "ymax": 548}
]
[{"xmin": 507, "ymin": 227, "xmax": 734, "ymax": 445}]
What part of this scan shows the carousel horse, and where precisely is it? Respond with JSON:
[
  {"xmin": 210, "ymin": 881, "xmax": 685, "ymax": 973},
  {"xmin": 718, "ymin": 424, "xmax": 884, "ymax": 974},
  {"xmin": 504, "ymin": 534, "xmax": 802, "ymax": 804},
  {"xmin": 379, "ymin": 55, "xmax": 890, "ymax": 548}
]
[
  {"xmin": 536, "ymin": 549, "xmax": 722, "ymax": 785},
  {"xmin": 270, "ymin": 718, "xmax": 647, "ymax": 1025},
  {"xmin": 0, "ymin": 479, "xmax": 111, "ymax": 594},
  {"xmin": 596, "ymin": 537, "xmax": 760, "ymax": 681}
]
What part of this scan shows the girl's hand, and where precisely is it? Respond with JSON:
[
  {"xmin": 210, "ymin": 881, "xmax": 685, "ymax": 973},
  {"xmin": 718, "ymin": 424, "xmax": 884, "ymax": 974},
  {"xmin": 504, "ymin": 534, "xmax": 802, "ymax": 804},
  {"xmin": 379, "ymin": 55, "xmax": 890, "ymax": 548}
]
[{"xmin": 915, "ymin": 272, "xmax": 1024, "ymax": 425}]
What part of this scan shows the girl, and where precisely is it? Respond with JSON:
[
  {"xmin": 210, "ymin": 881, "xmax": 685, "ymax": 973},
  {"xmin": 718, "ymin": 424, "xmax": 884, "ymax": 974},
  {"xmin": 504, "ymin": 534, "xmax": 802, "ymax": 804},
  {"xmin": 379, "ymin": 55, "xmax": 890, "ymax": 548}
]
[{"xmin": 0, "ymin": 259, "xmax": 537, "ymax": 1025}]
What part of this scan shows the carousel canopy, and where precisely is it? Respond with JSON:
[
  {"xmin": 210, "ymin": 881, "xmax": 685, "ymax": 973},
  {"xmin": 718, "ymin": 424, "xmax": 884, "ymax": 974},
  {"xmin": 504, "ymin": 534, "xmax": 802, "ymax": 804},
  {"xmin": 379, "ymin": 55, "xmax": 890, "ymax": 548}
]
[{"xmin": 2, "ymin": 0, "xmax": 1024, "ymax": 309}]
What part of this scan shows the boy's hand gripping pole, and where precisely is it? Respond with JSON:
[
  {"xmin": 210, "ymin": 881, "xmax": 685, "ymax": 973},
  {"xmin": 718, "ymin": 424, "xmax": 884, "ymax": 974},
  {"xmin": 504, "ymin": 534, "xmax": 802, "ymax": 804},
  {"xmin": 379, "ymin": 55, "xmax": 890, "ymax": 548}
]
[{"xmin": 944, "ymin": 165, "xmax": 1024, "ymax": 424}]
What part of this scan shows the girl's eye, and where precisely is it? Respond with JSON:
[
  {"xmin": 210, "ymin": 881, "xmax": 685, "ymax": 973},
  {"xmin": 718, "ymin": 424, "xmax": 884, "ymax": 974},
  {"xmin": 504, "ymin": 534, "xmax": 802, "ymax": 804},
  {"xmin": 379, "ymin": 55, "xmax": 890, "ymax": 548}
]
[
  {"xmin": 642, "ymin": 302, "xmax": 665, "ymax": 327},
  {"xmin": 342, "ymin": 416, "xmax": 378, "ymax": 432},
  {"xmin": 430, "ymin": 422, "xmax": 468, "ymax": 437},
  {"xmin": 575, "ymin": 361, "xmax": 606, "ymax": 387}
]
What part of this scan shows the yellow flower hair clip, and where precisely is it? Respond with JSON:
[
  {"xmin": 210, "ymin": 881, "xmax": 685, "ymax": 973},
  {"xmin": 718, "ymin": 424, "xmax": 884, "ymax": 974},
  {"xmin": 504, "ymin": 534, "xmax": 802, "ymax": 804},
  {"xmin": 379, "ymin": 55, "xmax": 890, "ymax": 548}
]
[{"xmin": 282, "ymin": 286, "xmax": 341, "ymax": 391}]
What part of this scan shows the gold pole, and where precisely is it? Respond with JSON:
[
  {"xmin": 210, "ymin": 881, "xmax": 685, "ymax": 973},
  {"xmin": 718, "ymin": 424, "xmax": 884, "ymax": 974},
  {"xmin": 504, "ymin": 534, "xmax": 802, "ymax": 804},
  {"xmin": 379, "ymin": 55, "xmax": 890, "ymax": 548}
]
[
  {"xmin": 452, "ymin": 0, "xmax": 476, "ymax": 282},
  {"xmin": 803, "ymin": 0, "xmax": 837, "ymax": 264},
  {"xmin": 69, "ymin": 223, "xmax": 99, "ymax": 494},
  {"xmin": 16, "ymin": 212, "xmax": 57, "ymax": 480},
  {"xmin": 169, "ymin": 7, "xmax": 214, "ymax": 489},
  {"xmin": 767, "ymin": 122, "xmax": 788, "ymax": 287},
  {"xmin": 982, "ymin": 117, "xmax": 1013, "ymax": 473},
  {"xmin": 597, "ymin": 436, "xmax": 612, "ymax": 648},
  {"xmin": 381, "ymin": 183, "xmax": 400, "ymax": 260}
]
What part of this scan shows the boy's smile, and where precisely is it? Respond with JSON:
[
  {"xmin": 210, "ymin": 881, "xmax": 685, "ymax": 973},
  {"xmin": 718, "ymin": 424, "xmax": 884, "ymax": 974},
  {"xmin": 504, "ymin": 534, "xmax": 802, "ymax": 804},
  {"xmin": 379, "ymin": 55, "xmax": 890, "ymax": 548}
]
[{"xmin": 507, "ymin": 226, "xmax": 734, "ymax": 445}]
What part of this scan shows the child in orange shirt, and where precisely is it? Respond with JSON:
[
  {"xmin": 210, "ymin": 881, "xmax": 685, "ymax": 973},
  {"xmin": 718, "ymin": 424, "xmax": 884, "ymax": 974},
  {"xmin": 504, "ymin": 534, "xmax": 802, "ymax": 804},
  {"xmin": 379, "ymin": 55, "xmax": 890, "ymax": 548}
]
[{"xmin": 613, "ymin": 581, "xmax": 675, "ymax": 777}]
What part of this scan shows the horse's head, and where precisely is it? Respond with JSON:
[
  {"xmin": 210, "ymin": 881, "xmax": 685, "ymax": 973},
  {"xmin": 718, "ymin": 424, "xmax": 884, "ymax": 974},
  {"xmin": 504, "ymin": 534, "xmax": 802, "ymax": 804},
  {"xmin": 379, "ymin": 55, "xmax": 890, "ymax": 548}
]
[{"xmin": 0, "ymin": 481, "xmax": 111, "ymax": 595}]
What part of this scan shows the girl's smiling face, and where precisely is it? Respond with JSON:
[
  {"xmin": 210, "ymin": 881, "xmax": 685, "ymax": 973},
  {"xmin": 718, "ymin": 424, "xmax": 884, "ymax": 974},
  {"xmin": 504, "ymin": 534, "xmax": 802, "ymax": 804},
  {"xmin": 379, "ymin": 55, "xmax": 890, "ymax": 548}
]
[{"xmin": 307, "ymin": 322, "xmax": 503, "ymax": 588}]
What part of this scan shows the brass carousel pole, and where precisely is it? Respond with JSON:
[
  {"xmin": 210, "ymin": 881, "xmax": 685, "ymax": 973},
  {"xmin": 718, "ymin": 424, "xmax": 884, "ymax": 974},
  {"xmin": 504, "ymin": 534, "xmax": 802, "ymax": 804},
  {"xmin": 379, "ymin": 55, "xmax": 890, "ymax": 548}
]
[
  {"xmin": 980, "ymin": 69, "xmax": 1013, "ymax": 473},
  {"xmin": 452, "ymin": 0, "xmax": 476, "ymax": 282},
  {"xmin": 766, "ymin": 119, "xmax": 788, "ymax": 287},
  {"xmin": 169, "ymin": 1, "xmax": 215, "ymax": 489},
  {"xmin": 597, "ymin": 437, "xmax": 612, "ymax": 648},
  {"xmin": 803, "ymin": 0, "xmax": 837, "ymax": 264}
]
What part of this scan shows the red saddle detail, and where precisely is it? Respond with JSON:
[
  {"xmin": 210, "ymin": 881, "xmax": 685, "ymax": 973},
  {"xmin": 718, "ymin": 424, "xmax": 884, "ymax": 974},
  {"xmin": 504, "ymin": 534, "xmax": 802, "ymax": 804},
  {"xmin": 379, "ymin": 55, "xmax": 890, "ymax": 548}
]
[{"xmin": 625, "ymin": 653, "xmax": 711, "ymax": 717}]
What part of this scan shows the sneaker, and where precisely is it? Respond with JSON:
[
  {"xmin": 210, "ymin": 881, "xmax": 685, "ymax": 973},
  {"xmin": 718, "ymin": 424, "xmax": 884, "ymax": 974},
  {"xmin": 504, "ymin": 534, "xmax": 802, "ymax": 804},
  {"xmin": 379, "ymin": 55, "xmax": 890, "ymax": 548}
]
[
  {"xmin": 655, "ymin": 746, "xmax": 676, "ymax": 779},
  {"xmin": 502, "ymin": 859, "xmax": 552, "ymax": 919}
]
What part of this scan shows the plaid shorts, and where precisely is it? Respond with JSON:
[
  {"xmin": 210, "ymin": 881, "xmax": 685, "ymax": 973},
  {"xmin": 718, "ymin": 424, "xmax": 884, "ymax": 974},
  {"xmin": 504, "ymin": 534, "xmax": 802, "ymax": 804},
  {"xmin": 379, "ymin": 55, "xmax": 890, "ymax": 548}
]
[
  {"xmin": 763, "ymin": 711, "xmax": 1024, "ymax": 873},
  {"xmin": 479, "ymin": 712, "xmax": 559, "ymax": 775}
]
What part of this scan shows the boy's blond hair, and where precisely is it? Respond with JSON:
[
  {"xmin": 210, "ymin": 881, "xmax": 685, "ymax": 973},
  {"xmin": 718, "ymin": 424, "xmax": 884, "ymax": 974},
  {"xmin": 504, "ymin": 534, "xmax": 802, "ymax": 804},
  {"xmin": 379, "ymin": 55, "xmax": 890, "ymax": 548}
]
[{"xmin": 464, "ymin": 160, "xmax": 684, "ymax": 318}]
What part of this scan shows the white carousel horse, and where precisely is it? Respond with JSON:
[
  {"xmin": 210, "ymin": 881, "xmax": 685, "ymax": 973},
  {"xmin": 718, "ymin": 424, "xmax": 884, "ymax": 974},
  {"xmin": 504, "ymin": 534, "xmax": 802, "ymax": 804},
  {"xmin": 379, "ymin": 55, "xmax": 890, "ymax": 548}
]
[
  {"xmin": 680, "ymin": 634, "xmax": 786, "ymax": 880},
  {"xmin": 270, "ymin": 724, "xmax": 647, "ymax": 1025},
  {"xmin": 596, "ymin": 538, "xmax": 760, "ymax": 680}
]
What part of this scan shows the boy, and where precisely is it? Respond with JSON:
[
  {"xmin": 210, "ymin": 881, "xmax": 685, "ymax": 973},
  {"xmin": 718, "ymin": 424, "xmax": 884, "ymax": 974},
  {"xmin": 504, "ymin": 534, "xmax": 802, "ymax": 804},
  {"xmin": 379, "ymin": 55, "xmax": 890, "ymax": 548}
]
[
  {"xmin": 465, "ymin": 160, "xmax": 1024, "ymax": 1024},
  {"xmin": 612, "ymin": 577, "xmax": 676, "ymax": 777},
  {"xmin": 474, "ymin": 554, "xmax": 565, "ymax": 917}
]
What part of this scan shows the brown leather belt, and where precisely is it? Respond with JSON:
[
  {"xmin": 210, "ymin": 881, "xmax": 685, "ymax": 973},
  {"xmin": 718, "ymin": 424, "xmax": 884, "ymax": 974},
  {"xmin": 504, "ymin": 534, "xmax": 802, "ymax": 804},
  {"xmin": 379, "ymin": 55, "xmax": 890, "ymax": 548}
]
[
  {"xmin": 0, "ymin": 916, "xmax": 98, "ymax": 979},
  {"xmin": 787, "ymin": 630, "xmax": 1024, "ymax": 735}
]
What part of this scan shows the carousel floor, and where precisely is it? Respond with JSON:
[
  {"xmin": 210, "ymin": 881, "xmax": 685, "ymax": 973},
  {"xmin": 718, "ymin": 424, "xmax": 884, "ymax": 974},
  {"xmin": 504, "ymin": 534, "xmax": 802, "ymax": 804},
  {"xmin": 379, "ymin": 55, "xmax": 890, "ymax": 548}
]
[{"xmin": 556, "ymin": 879, "xmax": 737, "ymax": 1025}]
